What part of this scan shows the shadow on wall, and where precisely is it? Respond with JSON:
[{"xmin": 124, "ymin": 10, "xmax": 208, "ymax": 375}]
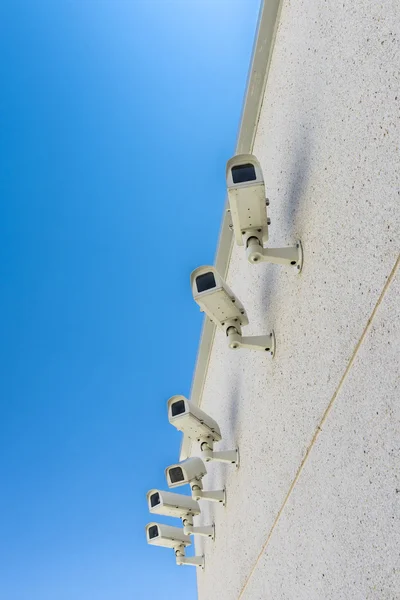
[
  {"xmin": 259, "ymin": 117, "xmax": 318, "ymax": 311},
  {"xmin": 226, "ymin": 358, "xmax": 243, "ymax": 441},
  {"xmin": 228, "ymin": 97, "xmax": 322, "ymax": 446},
  {"xmin": 284, "ymin": 125, "xmax": 315, "ymax": 231}
]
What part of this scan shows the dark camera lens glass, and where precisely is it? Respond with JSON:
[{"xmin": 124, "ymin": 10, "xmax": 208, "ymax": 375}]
[
  {"xmin": 232, "ymin": 163, "xmax": 256, "ymax": 184},
  {"xmin": 171, "ymin": 400, "xmax": 186, "ymax": 417},
  {"xmin": 150, "ymin": 493, "xmax": 160, "ymax": 507},
  {"xmin": 196, "ymin": 272, "xmax": 216, "ymax": 293},
  {"xmin": 148, "ymin": 525, "xmax": 159, "ymax": 539},
  {"xmin": 169, "ymin": 467, "xmax": 184, "ymax": 484}
]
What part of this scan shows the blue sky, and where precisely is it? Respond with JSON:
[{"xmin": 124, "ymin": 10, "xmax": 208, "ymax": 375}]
[{"xmin": 0, "ymin": 1, "xmax": 260, "ymax": 598}]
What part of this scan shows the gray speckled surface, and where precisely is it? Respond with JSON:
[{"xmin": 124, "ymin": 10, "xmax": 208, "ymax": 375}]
[
  {"xmin": 193, "ymin": 0, "xmax": 400, "ymax": 598},
  {"xmin": 240, "ymin": 269, "xmax": 400, "ymax": 600}
]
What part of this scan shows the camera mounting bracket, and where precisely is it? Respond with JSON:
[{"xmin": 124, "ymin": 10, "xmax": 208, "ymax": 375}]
[
  {"xmin": 223, "ymin": 318, "xmax": 275, "ymax": 356},
  {"xmin": 245, "ymin": 234, "xmax": 303, "ymax": 272},
  {"xmin": 190, "ymin": 480, "xmax": 226, "ymax": 505},
  {"xmin": 200, "ymin": 439, "xmax": 239, "ymax": 467},
  {"xmin": 175, "ymin": 545, "xmax": 204, "ymax": 569},
  {"xmin": 182, "ymin": 515, "xmax": 215, "ymax": 540}
]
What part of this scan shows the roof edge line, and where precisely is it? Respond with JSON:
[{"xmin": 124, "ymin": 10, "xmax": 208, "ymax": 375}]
[{"xmin": 180, "ymin": 0, "xmax": 284, "ymax": 460}]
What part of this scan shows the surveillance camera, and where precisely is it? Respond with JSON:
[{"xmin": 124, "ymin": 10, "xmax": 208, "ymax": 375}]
[
  {"xmin": 167, "ymin": 395, "xmax": 239, "ymax": 466},
  {"xmin": 190, "ymin": 265, "xmax": 248, "ymax": 327},
  {"xmin": 191, "ymin": 266, "xmax": 276, "ymax": 355},
  {"xmin": 165, "ymin": 457, "xmax": 225, "ymax": 505},
  {"xmin": 165, "ymin": 456, "xmax": 207, "ymax": 487},
  {"xmin": 147, "ymin": 489, "xmax": 215, "ymax": 540},
  {"xmin": 226, "ymin": 154, "xmax": 268, "ymax": 247},
  {"xmin": 147, "ymin": 488, "xmax": 200, "ymax": 518},
  {"xmin": 226, "ymin": 154, "xmax": 303, "ymax": 271},
  {"xmin": 168, "ymin": 395, "xmax": 221, "ymax": 442},
  {"xmin": 145, "ymin": 522, "xmax": 204, "ymax": 569},
  {"xmin": 146, "ymin": 522, "xmax": 191, "ymax": 549}
]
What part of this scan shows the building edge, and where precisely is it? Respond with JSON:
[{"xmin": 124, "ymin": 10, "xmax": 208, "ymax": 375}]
[{"xmin": 180, "ymin": 0, "xmax": 283, "ymax": 460}]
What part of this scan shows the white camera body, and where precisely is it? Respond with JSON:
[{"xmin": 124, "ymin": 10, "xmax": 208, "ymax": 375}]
[
  {"xmin": 191, "ymin": 266, "xmax": 248, "ymax": 331},
  {"xmin": 167, "ymin": 395, "xmax": 221, "ymax": 443},
  {"xmin": 226, "ymin": 153, "xmax": 303, "ymax": 271},
  {"xmin": 167, "ymin": 395, "xmax": 239, "ymax": 466},
  {"xmin": 165, "ymin": 457, "xmax": 225, "ymax": 505},
  {"xmin": 145, "ymin": 522, "xmax": 191, "ymax": 549},
  {"xmin": 191, "ymin": 266, "xmax": 275, "ymax": 355},
  {"xmin": 147, "ymin": 489, "xmax": 200, "ymax": 519},
  {"xmin": 145, "ymin": 522, "xmax": 205, "ymax": 569},
  {"xmin": 165, "ymin": 457, "xmax": 207, "ymax": 488},
  {"xmin": 226, "ymin": 154, "xmax": 269, "ymax": 247}
]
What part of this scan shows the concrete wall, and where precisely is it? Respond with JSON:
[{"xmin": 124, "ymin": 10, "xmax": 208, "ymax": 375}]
[{"xmin": 192, "ymin": 1, "xmax": 400, "ymax": 598}]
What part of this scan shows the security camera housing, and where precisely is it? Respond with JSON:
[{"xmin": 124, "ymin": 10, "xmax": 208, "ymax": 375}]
[
  {"xmin": 191, "ymin": 266, "xmax": 276, "ymax": 355},
  {"xmin": 145, "ymin": 522, "xmax": 190, "ymax": 549},
  {"xmin": 167, "ymin": 396, "xmax": 239, "ymax": 466},
  {"xmin": 165, "ymin": 457, "xmax": 226, "ymax": 505},
  {"xmin": 165, "ymin": 457, "xmax": 207, "ymax": 488},
  {"xmin": 147, "ymin": 488, "xmax": 200, "ymax": 519},
  {"xmin": 226, "ymin": 154, "xmax": 269, "ymax": 247},
  {"xmin": 191, "ymin": 266, "xmax": 249, "ymax": 329},
  {"xmin": 168, "ymin": 395, "xmax": 222, "ymax": 442},
  {"xmin": 226, "ymin": 154, "xmax": 303, "ymax": 271},
  {"xmin": 145, "ymin": 522, "xmax": 204, "ymax": 569}
]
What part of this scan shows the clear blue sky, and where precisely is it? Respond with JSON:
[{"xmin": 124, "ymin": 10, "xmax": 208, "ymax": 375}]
[{"xmin": 0, "ymin": 1, "xmax": 260, "ymax": 598}]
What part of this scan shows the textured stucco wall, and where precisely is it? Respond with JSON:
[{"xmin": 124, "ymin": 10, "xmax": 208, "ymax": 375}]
[{"xmin": 192, "ymin": 1, "xmax": 400, "ymax": 598}]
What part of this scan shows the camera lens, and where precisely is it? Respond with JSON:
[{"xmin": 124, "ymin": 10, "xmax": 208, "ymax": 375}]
[
  {"xmin": 169, "ymin": 467, "xmax": 184, "ymax": 484},
  {"xmin": 148, "ymin": 525, "xmax": 159, "ymax": 539},
  {"xmin": 150, "ymin": 493, "xmax": 160, "ymax": 507},
  {"xmin": 171, "ymin": 400, "xmax": 186, "ymax": 416},
  {"xmin": 196, "ymin": 272, "xmax": 216, "ymax": 293},
  {"xmin": 232, "ymin": 163, "xmax": 256, "ymax": 184}
]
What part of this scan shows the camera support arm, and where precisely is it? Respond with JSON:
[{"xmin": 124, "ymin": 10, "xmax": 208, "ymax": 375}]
[
  {"xmin": 245, "ymin": 235, "xmax": 303, "ymax": 271},
  {"xmin": 182, "ymin": 515, "xmax": 215, "ymax": 539},
  {"xmin": 175, "ymin": 545, "xmax": 204, "ymax": 569},
  {"xmin": 223, "ymin": 319, "xmax": 275, "ymax": 356},
  {"xmin": 200, "ymin": 439, "xmax": 239, "ymax": 467},
  {"xmin": 190, "ymin": 479, "xmax": 226, "ymax": 505}
]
